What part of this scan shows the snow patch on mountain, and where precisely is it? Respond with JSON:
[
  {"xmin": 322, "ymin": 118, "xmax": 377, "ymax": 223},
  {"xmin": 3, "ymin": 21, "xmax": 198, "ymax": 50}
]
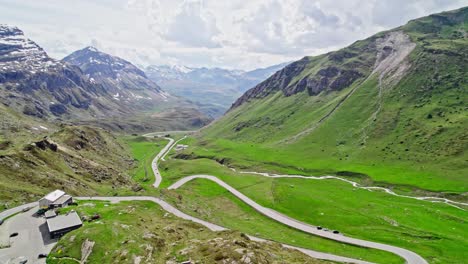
[{"xmin": 0, "ymin": 24, "xmax": 60, "ymax": 73}]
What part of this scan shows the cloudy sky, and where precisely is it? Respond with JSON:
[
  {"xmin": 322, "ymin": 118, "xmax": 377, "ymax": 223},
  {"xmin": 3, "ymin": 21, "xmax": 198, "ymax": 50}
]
[{"xmin": 1, "ymin": 0, "xmax": 467, "ymax": 70}]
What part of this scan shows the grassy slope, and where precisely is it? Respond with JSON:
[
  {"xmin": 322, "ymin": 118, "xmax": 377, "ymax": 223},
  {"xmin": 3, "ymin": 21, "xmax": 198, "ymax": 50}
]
[
  {"xmin": 0, "ymin": 116, "xmax": 137, "ymax": 209},
  {"xmin": 47, "ymin": 200, "xmax": 328, "ymax": 264},
  {"xmin": 121, "ymin": 136, "xmax": 166, "ymax": 189}
]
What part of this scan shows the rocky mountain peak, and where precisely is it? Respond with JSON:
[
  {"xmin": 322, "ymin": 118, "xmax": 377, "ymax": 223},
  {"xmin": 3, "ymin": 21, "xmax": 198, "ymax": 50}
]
[
  {"xmin": 63, "ymin": 46, "xmax": 147, "ymax": 79},
  {"xmin": 0, "ymin": 24, "xmax": 58, "ymax": 74},
  {"xmin": 0, "ymin": 24, "xmax": 23, "ymax": 37},
  {"xmin": 84, "ymin": 46, "xmax": 98, "ymax": 52},
  {"xmin": 63, "ymin": 46, "xmax": 168, "ymax": 105}
]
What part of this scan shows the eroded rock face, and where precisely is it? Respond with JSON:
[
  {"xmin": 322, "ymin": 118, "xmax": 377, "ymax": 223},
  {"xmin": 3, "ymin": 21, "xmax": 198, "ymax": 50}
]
[
  {"xmin": 372, "ymin": 31, "xmax": 416, "ymax": 87},
  {"xmin": 287, "ymin": 68, "xmax": 363, "ymax": 96}
]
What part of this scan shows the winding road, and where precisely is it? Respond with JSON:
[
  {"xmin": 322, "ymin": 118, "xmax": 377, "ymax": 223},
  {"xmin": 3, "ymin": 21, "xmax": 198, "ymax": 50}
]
[
  {"xmin": 168, "ymin": 175, "xmax": 426, "ymax": 264},
  {"xmin": 151, "ymin": 137, "xmax": 174, "ymax": 188},
  {"xmin": 1, "ymin": 134, "xmax": 432, "ymax": 264},
  {"xmin": 147, "ymin": 135, "xmax": 428, "ymax": 264}
]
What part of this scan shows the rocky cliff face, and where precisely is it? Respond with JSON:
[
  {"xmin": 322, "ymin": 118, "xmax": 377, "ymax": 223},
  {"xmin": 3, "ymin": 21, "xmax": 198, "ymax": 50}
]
[{"xmin": 230, "ymin": 38, "xmax": 380, "ymax": 109}]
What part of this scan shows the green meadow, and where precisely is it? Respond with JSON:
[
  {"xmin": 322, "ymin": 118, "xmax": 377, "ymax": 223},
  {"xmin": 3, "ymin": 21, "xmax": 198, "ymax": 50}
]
[{"xmin": 121, "ymin": 136, "xmax": 166, "ymax": 189}]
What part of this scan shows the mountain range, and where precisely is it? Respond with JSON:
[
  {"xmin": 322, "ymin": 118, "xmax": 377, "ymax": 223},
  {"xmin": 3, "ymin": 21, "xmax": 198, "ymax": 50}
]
[
  {"xmin": 0, "ymin": 25, "xmax": 211, "ymax": 132},
  {"xmin": 145, "ymin": 62, "xmax": 290, "ymax": 117}
]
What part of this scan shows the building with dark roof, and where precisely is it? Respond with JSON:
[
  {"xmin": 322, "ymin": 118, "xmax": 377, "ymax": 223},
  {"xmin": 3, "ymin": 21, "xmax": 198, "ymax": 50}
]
[{"xmin": 46, "ymin": 211, "xmax": 82, "ymax": 238}]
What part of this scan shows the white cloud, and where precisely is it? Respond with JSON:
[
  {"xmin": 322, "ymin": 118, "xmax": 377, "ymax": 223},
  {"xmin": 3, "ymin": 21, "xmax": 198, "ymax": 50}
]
[
  {"xmin": 165, "ymin": 1, "xmax": 221, "ymax": 48},
  {"xmin": 0, "ymin": 0, "xmax": 467, "ymax": 70}
]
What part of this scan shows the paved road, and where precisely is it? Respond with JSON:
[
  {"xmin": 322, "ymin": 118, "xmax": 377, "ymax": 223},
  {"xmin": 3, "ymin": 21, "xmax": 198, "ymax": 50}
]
[
  {"xmin": 142, "ymin": 131, "xmax": 196, "ymax": 138},
  {"xmin": 76, "ymin": 196, "xmax": 225, "ymax": 232},
  {"xmin": 168, "ymin": 175, "xmax": 428, "ymax": 264},
  {"xmin": 148, "ymin": 136, "xmax": 187, "ymax": 188},
  {"xmin": 149, "ymin": 135, "xmax": 427, "ymax": 264},
  {"xmin": 150, "ymin": 137, "xmax": 174, "ymax": 188},
  {"xmin": 0, "ymin": 202, "xmax": 38, "ymax": 221}
]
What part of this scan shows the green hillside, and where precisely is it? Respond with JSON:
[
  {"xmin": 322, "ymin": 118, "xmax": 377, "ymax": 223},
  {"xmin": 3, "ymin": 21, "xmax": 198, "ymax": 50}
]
[
  {"xmin": 0, "ymin": 105, "xmax": 140, "ymax": 208},
  {"xmin": 189, "ymin": 7, "xmax": 467, "ymax": 193}
]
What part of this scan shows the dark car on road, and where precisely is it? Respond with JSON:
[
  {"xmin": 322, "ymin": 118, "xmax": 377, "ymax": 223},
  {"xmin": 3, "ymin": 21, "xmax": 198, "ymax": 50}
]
[
  {"xmin": 316, "ymin": 226, "xmax": 323, "ymax": 230},
  {"xmin": 0, "ymin": 219, "xmax": 3, "ymax": 225},
  {"xmin": 38, "ymin": 254, "xmax": 48, "ymax": 258},
  {"xmin": 10, "ymin": 232, "xmax": 18, "ymax": 237},
  {"xmin": 36, "ymin": 208, "xmax": 48, "ymax": 216},
  {"xmin": 333, "ymin": 230, "xmax": 340, "ymax": 234}
]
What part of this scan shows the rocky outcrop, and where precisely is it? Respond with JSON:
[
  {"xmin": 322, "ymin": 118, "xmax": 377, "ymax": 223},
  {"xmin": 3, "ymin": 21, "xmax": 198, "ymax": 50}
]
[
  {"xmin": 80, "ymin": 239, "xmax": 95, "ymax": 264},
  {"xmin": 230, "ymin": 57, "xmax": 310, "ymax": 108},
  {"xmin": 230, "ymin": 53, "xmax": 369, "ymax": 109},
  {"xmin": 34, "ymin": 138, "xmax": 58, "ymax": 152}
]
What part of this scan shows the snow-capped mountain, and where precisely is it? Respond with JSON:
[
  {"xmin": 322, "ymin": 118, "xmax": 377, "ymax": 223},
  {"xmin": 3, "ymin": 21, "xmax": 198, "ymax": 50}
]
[
  {"xmin": 0, "ymin": 25, "xmax": 123, "ymax": 119},
  {"xmin": 145, "ymin": 65, "xmax": 194, "ymax": 81},
  {"xmin": 0, "ymin": 25, "xmax": 58, "ymax": 73},
  {"xmin": 145, "ymin": 62, "xmax": 290, "ymax": 117},
  {"xmin": 146, "ymin": 65, "xmax": 265, "ymax": 86},
  {"xmin": 63, "ymin": 47, "xmax": 169, "ymax": 107}
]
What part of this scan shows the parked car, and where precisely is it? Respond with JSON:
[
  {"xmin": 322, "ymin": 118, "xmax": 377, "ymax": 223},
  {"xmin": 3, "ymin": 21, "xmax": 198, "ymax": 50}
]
[
  {"xmin": 38, "ymin": 254, "xmax": 48, "ymax": 258},
  {"xmin": 22, "ymin": 207, "xmax": 31, "ymax": 212},
  {"xmin": 333, "ymin": 230, "xmax": 340, "ymax": 234},
  {"xmin": 10, "ymin": 232, "xmax": 19, "ymax": 237},
  {"xmin": 36, "ymin": 208, "xmax": 48, "ymax": 216},
  {"xmin": 316, "ymin": 226, "xmax": 323, "ymax": 230}
]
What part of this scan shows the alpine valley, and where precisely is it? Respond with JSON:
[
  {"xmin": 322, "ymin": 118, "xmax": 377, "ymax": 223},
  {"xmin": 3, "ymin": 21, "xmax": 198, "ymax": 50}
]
[{"xmin": 0, "ymin": 5, "xmax": 467, "ymax": 264}]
